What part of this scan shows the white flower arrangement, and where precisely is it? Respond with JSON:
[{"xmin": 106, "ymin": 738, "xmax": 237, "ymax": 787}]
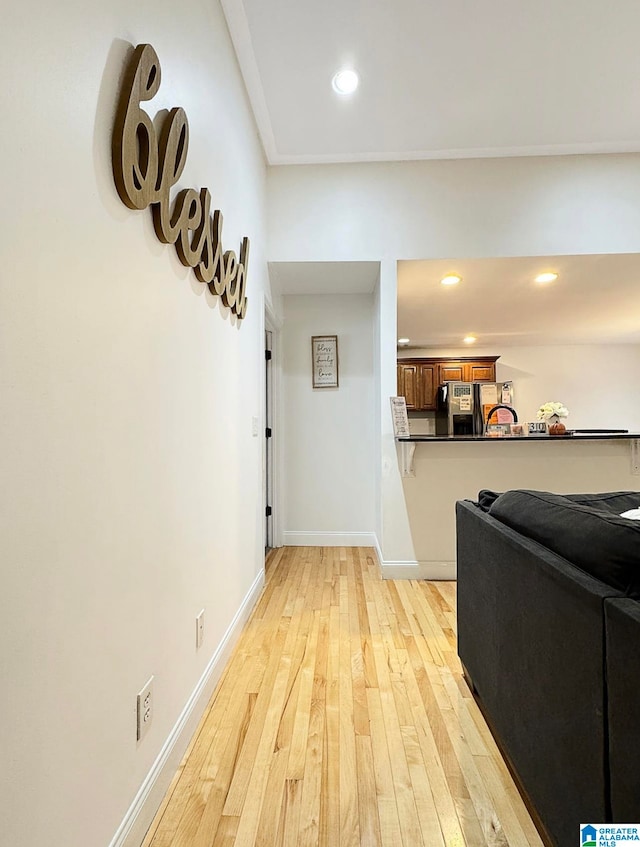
[{"xmin": 537, "ymin": 401, "xmax": 569, "ymax": 421}]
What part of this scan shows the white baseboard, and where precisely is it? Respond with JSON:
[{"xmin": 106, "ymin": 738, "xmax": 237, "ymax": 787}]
[
  {"xmin": 379, "ymin": 560, "xmax": 456, "ymax": 580},
  {"xmin": 109, "ymin": 569, "xmax": 265, "ymax": 847},
  {"xmin": 374, "ymin": 538, "xmax": 455, "ymax": 579},
  {"xmin": 283, "ymin": 531, "xmax": 378, "ymax": 547}
]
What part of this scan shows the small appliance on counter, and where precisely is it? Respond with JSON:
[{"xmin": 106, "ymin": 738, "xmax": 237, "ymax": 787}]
[{"xmin": 436, "ymin": 381, "xmax": 516, "ymax": 436}]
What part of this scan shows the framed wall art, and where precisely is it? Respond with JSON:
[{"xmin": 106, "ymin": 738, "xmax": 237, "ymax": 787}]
[{"xmin": 311, "ymin": 335, "xmax": 339, "ymax": 388}]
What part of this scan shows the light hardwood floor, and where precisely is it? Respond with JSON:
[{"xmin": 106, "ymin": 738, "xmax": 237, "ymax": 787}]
[{"xmin": 142, "ymin": 547, "xmax": 544, "ymax": 847}]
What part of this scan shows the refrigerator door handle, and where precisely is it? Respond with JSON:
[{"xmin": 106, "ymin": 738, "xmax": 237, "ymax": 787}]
[{"xmin": 473, "ymin": 383, "xmax": 484, "ymax": 435}]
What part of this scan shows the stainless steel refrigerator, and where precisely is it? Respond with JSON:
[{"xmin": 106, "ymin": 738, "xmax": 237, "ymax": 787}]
[{"xmin": 436, "ymin": 381, "xmax": 516, "ymax": 436}]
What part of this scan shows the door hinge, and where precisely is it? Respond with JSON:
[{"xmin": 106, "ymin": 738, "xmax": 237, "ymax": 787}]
[
  {"xmin": 265, "ymin": 427, "xmax": 272, "ymax": 438},
  {"xmin": 265, "ymin": 505, "xmax": 272, "ymax": 517},
  {"xmin": 265, "ymin": 349, "xmax": 272, "ymax": 361}
]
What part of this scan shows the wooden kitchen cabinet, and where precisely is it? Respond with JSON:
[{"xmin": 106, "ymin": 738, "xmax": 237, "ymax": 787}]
[
  {"xmin": 439, "ymin": 359, "xmax": 497, "ymax": 383},
  {"xmin": 417, "ymin": 363, "xmax": 437, "ymax": 410},
  {"xmin": 467, "ymin": 362, "xmax": 496, "ymax": 381},
  {"xmin": 397, "ymin": 356, "xmax": 498, "ymax": 410},
  {"xmin": 397, "ymin": 362, "xmax": 438, "ymax": 410},
  {"xmin": 439, "ymin": 362, "xmax": 465, "ymax": 383},
  {"xmin": 397, "ymin": 363, "xmax": 419, "ymax": 409}
]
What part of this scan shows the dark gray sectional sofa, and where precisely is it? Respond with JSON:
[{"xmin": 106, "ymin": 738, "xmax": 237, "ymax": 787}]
[{"xmin": 456, "ymin": 489, "xmax": 640, "ymax": 847}]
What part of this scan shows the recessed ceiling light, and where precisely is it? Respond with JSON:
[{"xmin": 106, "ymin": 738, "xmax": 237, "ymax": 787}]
[
  {"xmin": 397, "ymin": 338, "xmax": 410, "ymax": 345},
  {"xmin": 535, "ymin": 272, "xmax": 558, "ymax": 283},
  {"xmin": 441, "ymin": 274, "xmax": 461, "ymax": 286},
  {"xmin": 463, "ymin": 335, "xmax": 477, "ymax": 344},
  {"xmin": 332, "ymin": 69, "xmax": 359, "ymax": 95}
]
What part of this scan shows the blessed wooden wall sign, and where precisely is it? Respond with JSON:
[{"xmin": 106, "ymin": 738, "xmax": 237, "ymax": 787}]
[{"xmin": 112, "ymin": 43, "xmax": 249, "ymax": 320}]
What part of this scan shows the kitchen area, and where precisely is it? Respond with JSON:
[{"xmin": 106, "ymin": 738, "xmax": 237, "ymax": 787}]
[
  {"xmin": 397, "ymin": 353, "xmax": 634, "ymax": 438},
  {"xmin": 389, "ymin": 351, "xmax": 640, "ymax": 579},
  {"xmin": 397, "ymin": 354, "xmax": 521, "ymax": 436},
  {"xmin": 391, "ymin": 256, "xmax": 640, "ymax": 580}
]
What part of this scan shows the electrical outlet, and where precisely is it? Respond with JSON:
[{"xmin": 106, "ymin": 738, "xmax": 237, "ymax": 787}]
[
  {"xmin": 136, "ymin": 676, "xmax": 154, "ymax": 741},
  {"xmin": 252, "ymin": 416, "xmax": 259, "ymax": 437},
  {"xmin": 196, "ymin": 609, "xmax": 205, "ymax": 649}
]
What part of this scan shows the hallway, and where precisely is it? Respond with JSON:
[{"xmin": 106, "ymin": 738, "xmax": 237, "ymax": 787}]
[{"xmin": 142, "ymin": 547, "xmax": 543, "ymax": 847}]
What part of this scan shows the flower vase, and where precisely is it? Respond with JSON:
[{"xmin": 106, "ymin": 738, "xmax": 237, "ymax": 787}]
[{"xmin": 547, "ymin": 415, "xmax": 566, "ymax": 436}]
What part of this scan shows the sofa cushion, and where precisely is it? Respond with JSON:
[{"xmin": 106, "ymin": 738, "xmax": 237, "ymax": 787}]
[
  {"xmin": 565, "ymin": 491, "xmax": 640, "ymax": 514},
  {"xmin": 489, "ymin": 489, "xmax": 640, "ymax": 597},
  {"xmin": 477, "ymin": 489, "xmax": 501, "ymax": 512},
  {"xmin": 476, "ymin": 489, "xmax": 640, "ymax": 515}
]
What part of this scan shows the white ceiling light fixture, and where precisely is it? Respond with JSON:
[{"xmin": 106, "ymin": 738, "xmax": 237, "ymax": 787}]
[
  {"xmin": 332, "ymin": 69, "xmax": 359, "ymax": 95},
  {"xmin": 463, "ymin": 335, "xmax": 476, "ymax": 344},
  {"xmin": 535, "ymin": 272, "xmax": 558, "ymax": 283},
  {"xmin": 397, "ymin": 337, "xmax": 410, "ymax": 345},
  {"xmin": 441, "ymin": 274, "xmax": 461, "ymax": 286}
]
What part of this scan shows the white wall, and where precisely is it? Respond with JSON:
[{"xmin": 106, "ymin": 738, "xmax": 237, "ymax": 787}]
[
  {"xmin": 402, "ymin": 344, "xmax": 640, "ymax": 431},
  {"xmin": 0, "ymin": 3, "xmax": 266, "ymax": 846},
  {"xmin": 372, "ymin": 274, "xmax": 382, "ymax": 542},
  {"xmin": 267, "ymin": 155, "xmax": 640, "ymax": 563},
  {"xmin": 268, "ymin": 155, "xmax": 640, "ymax": 261},
  {"xmin": 282, "ymin": 295, "xmax": 375, "ymax": 543},
  {"xmin": 497, "ymin": 345, "xmax": 640, "ymax": 431}
]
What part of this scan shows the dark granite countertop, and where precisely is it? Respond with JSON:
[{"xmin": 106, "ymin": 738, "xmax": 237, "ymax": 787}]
[{"xmin": 396, "ymin": 431, "xmax": 639, "ymax": 443}]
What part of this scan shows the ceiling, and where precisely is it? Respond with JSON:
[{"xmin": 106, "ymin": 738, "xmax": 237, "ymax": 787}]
[
  {"xmin": 222, "ymin": 0, "xmax": 640, "ymax": 165},
  {"xmin": 397, "ymin": 254, "xmax": 640, "ymax": 348},
  {"xmin": 223, "ymin": 2, "xmax": 640, "ymax": 347}
]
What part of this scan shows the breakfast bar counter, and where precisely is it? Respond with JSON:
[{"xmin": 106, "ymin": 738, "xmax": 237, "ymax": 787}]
[
  {"xmin": 397, "ymin": 432, "xmax": 637, "ymax": 442},
  {"xmin": 392, "ymin": 433, "xmax": 640, "ymax": 580},
  {"xmin": 396, "ymin": 432, "xmax": 640, "ymax": 476}
]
